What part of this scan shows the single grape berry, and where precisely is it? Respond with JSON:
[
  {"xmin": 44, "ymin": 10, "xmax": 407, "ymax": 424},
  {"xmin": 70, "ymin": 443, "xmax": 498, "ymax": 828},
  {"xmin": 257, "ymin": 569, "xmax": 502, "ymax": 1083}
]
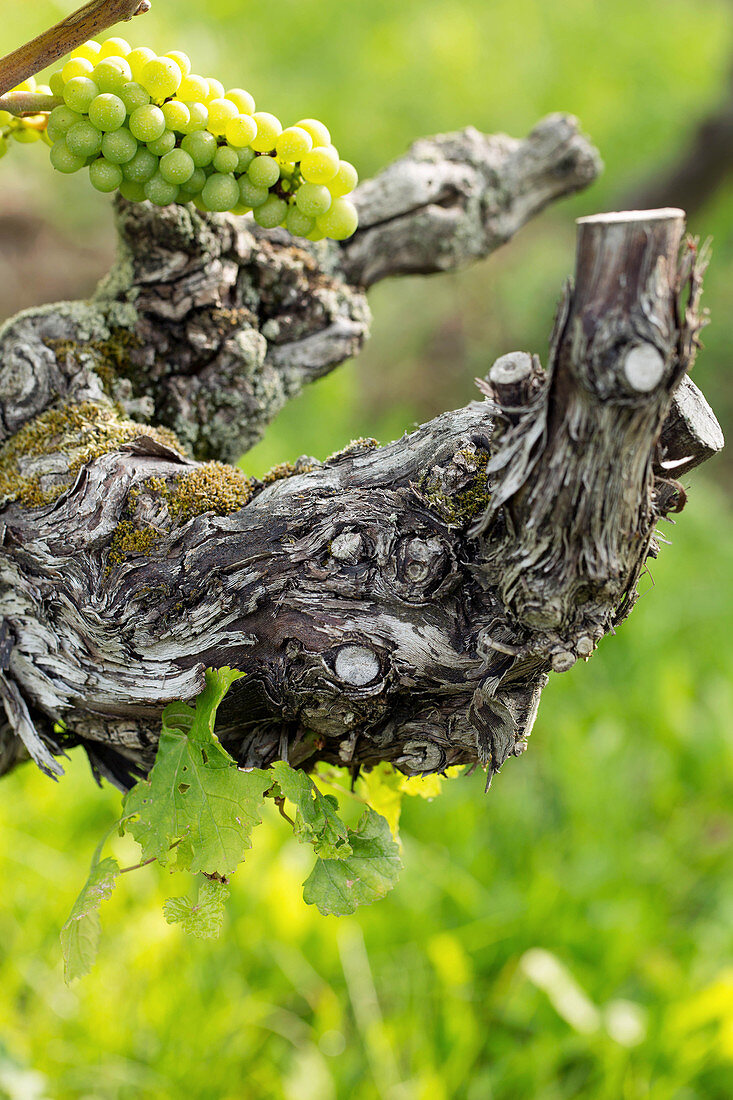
[
  {"xmin": 238, "ymin": 178, "xmax": 269, "ymax": 209},
  {"xmin": 144, "ymin": 172, "xmax": 180, "ymax": 206},
  {"xmin": 65, "ymin": 120, "xmax": 104, "ymax": 158},
  {"xmin": 147, "ymin": 131, "xmax": 177, "ymax": 157},
  {"xmin": 141, "ymin": 57, "xmax": 182, "ymax": 101},
  {"xmin": 177, "ymin": 74, "xmax": 209, "ymax": 102},
  {"xmin": 328, "ymin": 160, "xmax": 359, "ymax": 197},
  {"xmin": 89, "ymin": 157, "xmax": 124, "ymax": 192},
  {"xmin": 159, "ymin": 148, "xmax": 196, "ymax": 185},
  {"xmin": 122, "ymin": 146, "xmax": 159, "ymax": 183},
  {"xmin": 62, "ymin": 58, "xmax": 94, "ymax": 83},
  {"xmin": 47, "ymin": 105, "xmax": 83, "ymax": 143},
  {"xmin": 276, "ymin": 126, "xmax": 313, "ymax": 162},
  {"xmin": 225, "ymin": 88, "xmax": 256, "ymax": 114},
  {"xmin": 63, "ymin": 77, "xmax": 99, "ymax": 114},
  {"xmin": 248, "ymin": 155, "xmax": 280, "ymax": 189},
  {"xmin": 212, "ymin": 145, "xmax": 239, "ymax": 174},
  {"xmin": 181, "ymin": 131, "xmax": 217, "ymax": 167},
  {"xmin": 50, "ymin": 140, "xmax": 86, "ymax": 174},
  {"xmin": 119, "ymin": 81, "xmax": 151, "ymax": 113},
  {"xmin": 180, "ymin": 101, "xmax": 209, "ymax": 134},
  {"xmin": 316, "ymin": 197, "xmax": 359, "ymax": 240},
  {"xmin": 301, "ymin": 145, "xmax": 339, "ymax": 184},
  {"xmin": 205, "ymin": 78, "xmax": 226, "ymax": 101},
  {"xmin": 295, "ymin": 182, "xmax": 332, "ymax": 217},
  {"xmin": 165, "ymin": 51, "xmax": 192, "ymax": 77},
  {"xmin": 251, "ymin": 112, "xmax": 282, "ymax": 153},
  {"xmin": 128, "ymin": 104, "xmax": 166, "ymax": 143},
  {"xmin": 99, "ymin": 37, "xmax": 131, "ymax": 59},
  {"xmin": 286, "ymin": 206, "xmax": 316, "ymax": 237},
  {"xmin": 93, "ymin": 58, "xmax": 132, "ymax": 94},
  {"xmin": 127, "ymin": 47, "xmax": 157, "ymax": 82},
  {"xmin": 225, "ymin": 114, "xmax": 257, "ymax": 148},
  {"xmin": 71, "ymin": 41, "xmax": 102, "ymax": 65},
  {"xmin": 162, "ymin": 100, "xmax": 190, "ymax": 132},
  {"xmin": 201, "ymin": 172, "xmax": 240, "ymax": 212},
  {"xmin": 296, "ymin": 118, "xmax": 331, "ymax": 147},
  {"xmin": 180, "ymin": 167, "xmax": 207, "ymax": 195},
  {"xmin": 207, "ymin": 98, "xmax": 238, "ymax": 137},
  {"xmin": 253, "ymin": 194, "xmax": 288, "ymax": 229},
  {"xmin": 101, "ymin": 128, "xmax": 138, "ymax": 165},
  {"xmin": 88, "ymin": 93, "xmax": 126, "ymax": 132}
]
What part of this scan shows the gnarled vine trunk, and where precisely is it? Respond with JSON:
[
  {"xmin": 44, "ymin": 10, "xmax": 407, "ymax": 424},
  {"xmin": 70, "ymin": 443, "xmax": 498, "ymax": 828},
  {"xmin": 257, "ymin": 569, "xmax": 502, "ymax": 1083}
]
[{"xmin": 0, "ymin": 114, "xmax": 723, "ymax": 789}]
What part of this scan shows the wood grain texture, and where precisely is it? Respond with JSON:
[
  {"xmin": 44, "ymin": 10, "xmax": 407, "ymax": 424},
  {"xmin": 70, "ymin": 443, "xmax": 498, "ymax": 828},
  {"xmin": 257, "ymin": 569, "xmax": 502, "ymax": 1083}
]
[{"xmin": 0, "ymin": 119, "xmax": 723, "ymax": 791}]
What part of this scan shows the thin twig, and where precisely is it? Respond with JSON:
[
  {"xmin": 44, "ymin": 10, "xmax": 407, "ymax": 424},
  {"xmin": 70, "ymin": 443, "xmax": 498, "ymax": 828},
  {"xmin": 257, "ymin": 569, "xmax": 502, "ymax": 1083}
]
[
  {"xmin": 0, "ymin": 0, "xmax": 152, "ymax": 98},
  {"xmin": 0, "ymin": 93, "xmax": 62, "ymax": 116},
  {"xmin": 119, "ymin": 854, "xmax": 158, "ymax": 874},
  {"xmin": 273, "ymin": 795, "xmax": 295, "ymax": 827}
]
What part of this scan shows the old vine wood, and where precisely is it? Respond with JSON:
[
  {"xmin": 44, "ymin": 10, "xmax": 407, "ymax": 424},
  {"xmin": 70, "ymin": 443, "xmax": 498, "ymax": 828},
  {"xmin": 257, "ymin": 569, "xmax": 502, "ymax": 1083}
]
[{"xmin": 0, "ymin": 114, "xmax": 723, "ymax": 789}]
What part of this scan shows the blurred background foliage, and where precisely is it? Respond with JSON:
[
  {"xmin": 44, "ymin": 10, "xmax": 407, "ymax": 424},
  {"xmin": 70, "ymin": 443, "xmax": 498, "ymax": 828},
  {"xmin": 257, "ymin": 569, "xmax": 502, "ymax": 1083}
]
[{"xmin": 1, "ymin": 1, "xmax": 732, "ymax": 1096}]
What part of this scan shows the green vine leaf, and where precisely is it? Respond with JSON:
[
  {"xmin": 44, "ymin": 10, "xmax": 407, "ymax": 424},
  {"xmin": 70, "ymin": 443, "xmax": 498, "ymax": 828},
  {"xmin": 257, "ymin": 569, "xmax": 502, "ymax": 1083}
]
[
  {"xmin": 123, "ymin": 668, "xmax": 271, "ymax": 877},
  {"xmin": 60, "ymin": 855, "xmax": 120, "ymax": 983},
  {"xmin": 303, "ymin": 807, "xmax": 402, "ymax": 916},
  {"xmin": 163, "ymin": 879, "xmax": 231, "ymax": 939},
  {"xmin": 272, "ymin": 760, "xmax": 352, "ymax": 859}
]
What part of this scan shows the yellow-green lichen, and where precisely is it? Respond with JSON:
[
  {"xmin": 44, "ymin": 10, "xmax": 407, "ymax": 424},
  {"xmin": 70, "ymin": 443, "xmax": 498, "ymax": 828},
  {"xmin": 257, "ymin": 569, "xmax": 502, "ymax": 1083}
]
[
  {"xmin": 0, "ymin": 401, "xmax": 185, "ymax": 510},
  {"xmin": 45, "ymin": 328, "xmax": 143, "ymax": 400},
  {"xmin": 107, "ymin": 521, "xmax": 161, "ymax": 568},
  {"xmin": 159, "ymin": 463, "xmax": 255, "ymax": 521},
  {"xmin": 419, "ymin": 447, "xmax": 491, "ymax": 527}
]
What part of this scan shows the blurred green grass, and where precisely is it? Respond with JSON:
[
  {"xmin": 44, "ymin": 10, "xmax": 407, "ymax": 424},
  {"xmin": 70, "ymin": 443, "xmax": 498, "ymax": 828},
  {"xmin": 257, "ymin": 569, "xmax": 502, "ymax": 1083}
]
[{"xmin": 1, "ymin": 2, "xmax": 732, "ymax": 1097}]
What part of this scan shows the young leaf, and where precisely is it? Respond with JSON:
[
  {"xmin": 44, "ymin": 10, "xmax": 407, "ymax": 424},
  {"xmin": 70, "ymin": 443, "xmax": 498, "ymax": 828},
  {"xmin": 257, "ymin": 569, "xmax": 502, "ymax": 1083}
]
[
  {"xmin": 303, "ymin": 808, "xmax": 402, "ymax": 916},
  {"xmin": 60, "ymin": 856, "xmax": 119, "ymax": 982},
  {"xmin": 163, "ymin": 879, "xmax": 230, "ymax": 939},
  {"xmin": 272, "ymin": 760, "xmax": 352, "ymax": 859},
  {"xmin": 123, "ymin": 668, "xmax": 272, "ymax": 876}
]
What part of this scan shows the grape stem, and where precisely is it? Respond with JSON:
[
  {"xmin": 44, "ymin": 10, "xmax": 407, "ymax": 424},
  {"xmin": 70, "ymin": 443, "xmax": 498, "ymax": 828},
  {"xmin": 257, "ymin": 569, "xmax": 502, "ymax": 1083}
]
[
  {"xmin": 0, "ymin": 0, "xmax": 152, "ymax": 98},
  {"xmin": 0, "ymin": 93, "xmax": 63, "ymax": 117}
]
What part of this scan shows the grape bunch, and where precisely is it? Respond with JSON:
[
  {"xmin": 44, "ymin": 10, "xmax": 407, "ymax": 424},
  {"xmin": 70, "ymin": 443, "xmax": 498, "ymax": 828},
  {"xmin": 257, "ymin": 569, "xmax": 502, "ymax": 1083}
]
[{"xmin": 42, "ymin": 37, "xmax": 359, "ymax": 241}]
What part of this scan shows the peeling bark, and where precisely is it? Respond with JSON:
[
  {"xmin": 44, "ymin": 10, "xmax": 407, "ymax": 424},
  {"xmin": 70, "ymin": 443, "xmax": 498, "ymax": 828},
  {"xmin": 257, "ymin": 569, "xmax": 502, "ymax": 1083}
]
[{"xmin": 0, "ymin": 117, "xmax": 723, "ymax": 791}]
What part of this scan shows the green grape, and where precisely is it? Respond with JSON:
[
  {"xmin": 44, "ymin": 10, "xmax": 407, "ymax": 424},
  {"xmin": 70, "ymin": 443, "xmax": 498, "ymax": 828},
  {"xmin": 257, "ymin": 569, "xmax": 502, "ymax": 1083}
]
[
  {"xmin": 12, "ymin": 128, "xmax": 42, "ymax": 145},
  {"xmin": 88, "ymin": 93, "xmax": 126, "ymax": 132},
  {"xmin": 201, "ymin": 172, "xmax": 239, "ymax": 212},
  {"xmin": 92, "ymin": 58, "xmax": 132, "ymax": 94},
  {"xmin": 225, "ymin": 88, "xmax": 255, "ymax": 114},
  {"xmin": 225, "ymin": 114, "xmax": 257, "ymax": 148},
  {"xmin": 316, "ymin": 197, "xmax": 359, "ymax": 240},
  {"xmin": 328, "ymin": 160, "xmax": 359, "ymax": 197},
  {"xmin": 207, "ymin": 98, "xmax": 238, "ymax": 137},
  {"xmin": 147, "ymin": 131, "xmax": 176, "ymax": 157},
  {"xmin": 286, "ymin": 206, "xmax": 315, "ymax": 237},
  {"xmin": 238, "ymin": 177, "xmax": 269, "ymax": 209},
  {"xmin": 63, "ymin": 77, "xmax": 99, "ymax": 114},
  {"xmin": 205, "ymin": 77, "xmax": 226, "ymax": 101},
  {"xmin": 89, "ymin": 157, "xmax": 124, "ymax": 192},
  {"xmin": 141, "ymin": 57, "xmax": 182, "ymax": 101},
  {"xmin": 47, "ymin": 105, "xmax": 82, "ymax": 143},
  {"xmin": 65, "ymin": 119, "xmax": 104, "ymax": 158},
  {"xmin": 165, "ymin": 51, "xmax": 192, "ymax": 77},
  {"xmin": 119, "ymin": 81, "xmax": 151, "ymax": 114},
  {"xmin": 180, "ymin": 130, "xmax": 217, "ymax": 167},
  {"xmin": 231, "ymin": 203, "xmax": 252, "ymax": 216},
  {"xmin": 71, "ymin": 41, "xmax": 102, "ymax": 65},
  {"xmin": 122, "ymin": 146, "xmax": 159, "ymax": 183},
  {"xmin": 253, "ymin": 194, "xmax": 288, "ymax": 229},
  {"xmin": 0, "ymin": 136, "xmax": 7, "ymax": 160},
  {"xmin": 127, "ymin": 47, "xmax": 157, "ymax": 82},
  {"xmin": 162, "ymin": 100, "xmax": 190, "ymax": 132},
  {"xmin": 49, "ymin": 140, "xmax": 85, "ymax": 173},
  {"xmin": 180, "ymin": 167, "xmax": 207, "ymax": 194},
  {"xmin": 180, "ymin": 101, "xmax": 208, "ymax": 134},
  {"xmin": 301, "ymin": 145, "xmax": 339, "ymax": 184},
  {"xmin": 248, "ymin": 155, "xmax": 280, "ymax": 189},
  {"xmin": 159, "ymin": 148, "xmax": 195, "ymax": 184},
  {"xmin": 236, "ymin": 146, "xmax": 256, "ymax": 172},
  {"xmin": 251, "ymin": 112, "xmax": 282, "ymax": 153},
  {"xmin": 212, "ymin": 145, "xmax": 239, "ymax": 174},
  {"xmin": 99, "ymin": 37, "xmax": 131, "ymax": 59},
  {"xmin": 177, "ymin": 73, "xmax": 209, "ymax": 101},
  {"xmin": 119, "ymin": 179, "xmax": 146, "ymax": 202},
  {"xmin": 275, "ymin": 126, "xmax": 312, "ymax": 162},
  {"xmin": 128, "ymin": 104, "xmax": 166, "ymax": 143},
  {"xmin": 295, "ymin": 182, "xmax": 332, "ymax": 217},
  {"xmin": 61, "ymin": 57, "xmax": 94, "ymax": 83},
  {"xmin": 296, "ymin": 118, "xmax": 331, "ymax": 147},
  {"xmin": 0, "ymin": 110, "xmax": 11, "ymax": 126},
  {"xmin": 101, "ymin": 128, "xmax": 138, "ymax": 164},
  {"xmin": 144, "ymin": 172, "xmax": 180, "ymax": 206},
  {"xmin": 49, "ymin": 72, "xmax": 66, "ymax": 97}
]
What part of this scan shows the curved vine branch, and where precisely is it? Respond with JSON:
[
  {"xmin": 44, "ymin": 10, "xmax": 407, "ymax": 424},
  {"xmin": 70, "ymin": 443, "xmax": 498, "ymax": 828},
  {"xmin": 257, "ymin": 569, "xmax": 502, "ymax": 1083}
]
[{"xmin": 0, "ymin": 116, "xmax": 723, "ymax": 792}]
